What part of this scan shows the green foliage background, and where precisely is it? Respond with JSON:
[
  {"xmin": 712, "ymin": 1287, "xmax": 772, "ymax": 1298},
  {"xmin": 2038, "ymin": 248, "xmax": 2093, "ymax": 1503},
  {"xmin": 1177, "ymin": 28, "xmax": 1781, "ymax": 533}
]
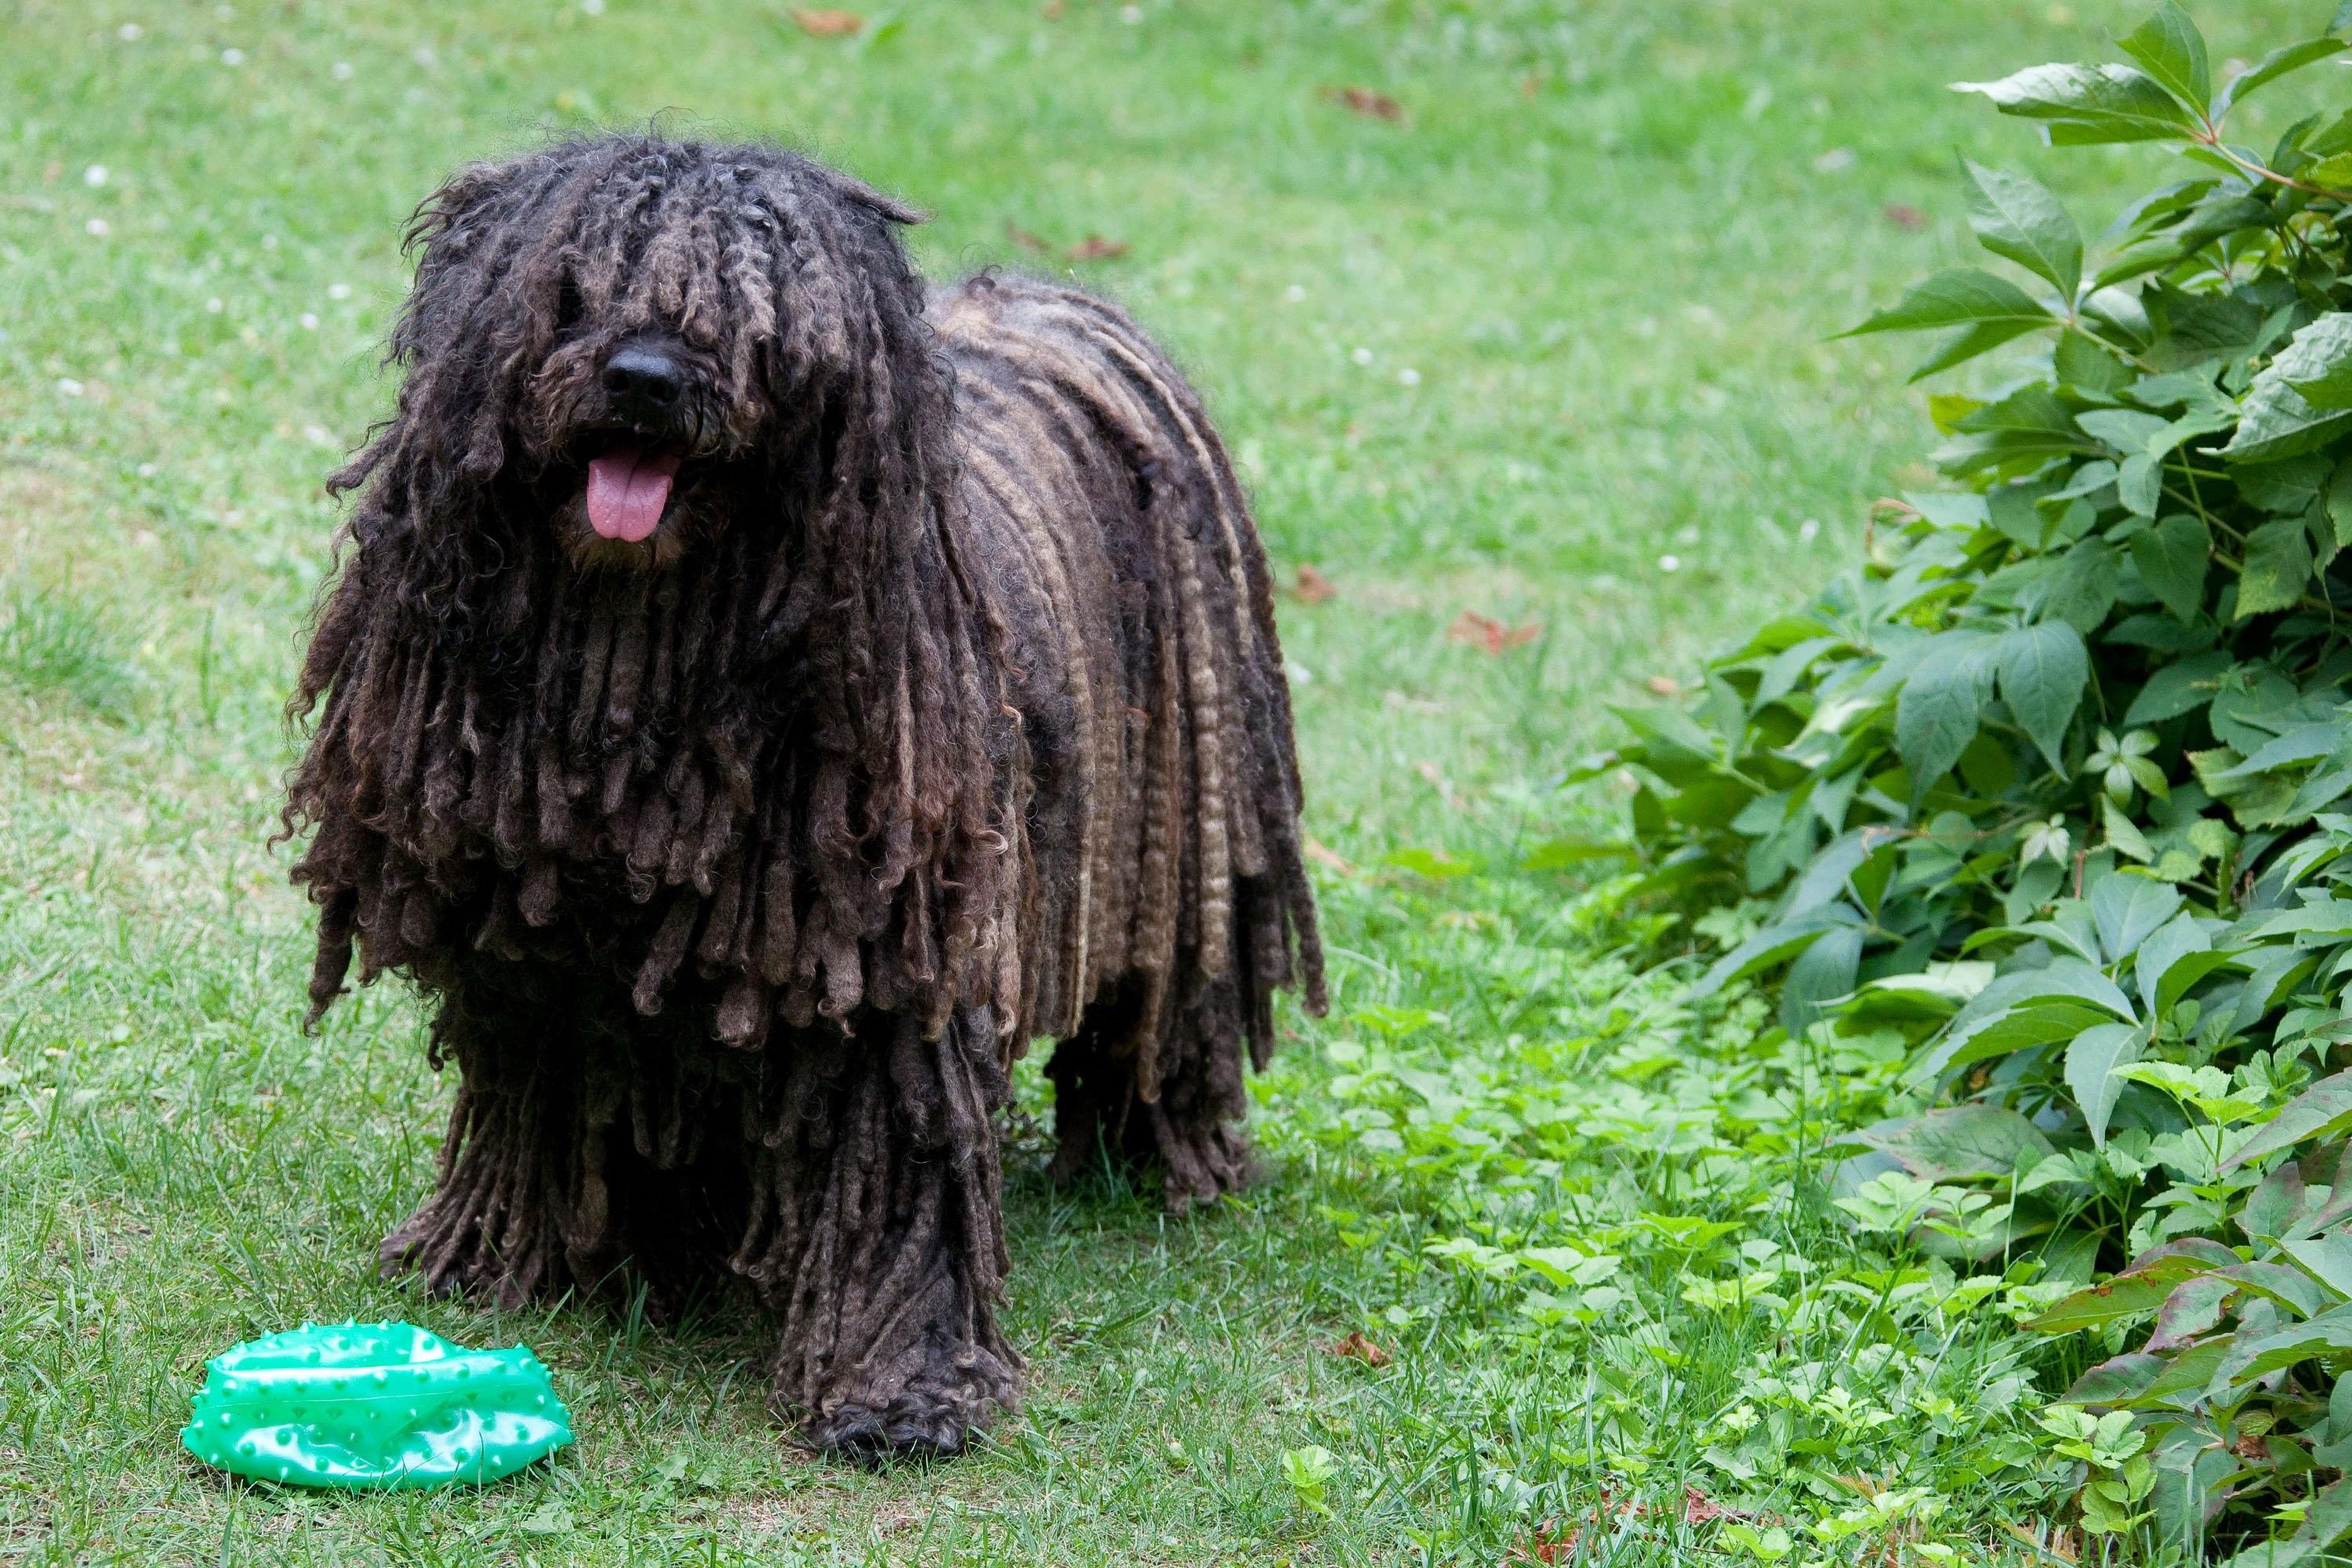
[{"xmin": 1601, "ymin": 3, "xmax": 2352, "ymax": 1558}]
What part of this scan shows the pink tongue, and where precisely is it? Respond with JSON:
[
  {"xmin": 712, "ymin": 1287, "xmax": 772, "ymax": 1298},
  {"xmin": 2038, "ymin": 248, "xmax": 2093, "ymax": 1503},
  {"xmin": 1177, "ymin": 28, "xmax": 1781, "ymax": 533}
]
[{"xmin": 586, "ymin": 445, "xmax": 681, "ymax": 543}]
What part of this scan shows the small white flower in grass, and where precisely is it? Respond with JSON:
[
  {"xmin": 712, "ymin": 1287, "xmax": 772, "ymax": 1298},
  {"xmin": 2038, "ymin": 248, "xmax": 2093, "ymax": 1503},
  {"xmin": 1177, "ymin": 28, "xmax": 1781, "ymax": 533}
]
[
  {"xmin": 1283, "ymin": 283, "xmax": 1305, "ymax": 303},
  {"xmin": 1798, "ymin": 517, "xmax": 1820, "ymax": 543},
  {"xmin": 328, "ymin": 282, "xmax": 351, "ymax": 300},
  {"xmin": 299, "ymin": 312, "xmax": 320, "ymax": 330},
  {"xmin": 303, "ymin": 424, "xmax": 333, "ymax": 445},
  {"xmin": 412, "ymin": 45, "xmax": 438, "ymax": 68},
  {"xmin": 85, "ymin": 165, "xmax": 109, "ymax": 187},
  {"xmin": 118, "ymin": 22, "xmax": 143, "ymax": 40},
  {"xmin": 220, "ymin": 46, "xmax": 246, "ymax": 65},
  {"xmin": 1398, "ymin": 367, "xmax": 1421, "ymax": 387},
  {"xmin": 1812, "ymin": 147, "xmax": 1855, "ymax": 173},
  {"xmin": 1350, "ymin": 346, "xmax": 1373, "ymax": 365},
  {"xmin": 1675, "ymin": 524, "xmax": 1699, "ymax": 545},
  {"xmin": 205, "ymin": 296, "xmax": 224, "ymax": 313},
  {"xmin": 1119, "ymin": 3, "xmax": 1142, "ymax": 20},
  {"xmin": 85, "ymin": 218, "xmax": 109, "ymax": 236},
  {"xmin": 331, "ymin": 60, "xmax": 354, "ymax": 80},
  {"xmin": 582, "ymin": 0, "xmax": 606, "ymax": 12},
  {"xmin": 1658, "ymin": 554, "xmax": 1682, "ymax": 572},
  {"xmin": 137, "ymin": 463, "xmax": 158, "ymax": 477},
  {"xmin": 260, "ymin": 234, "xmax": 278, "ymax": 250},
  {"xmin": 56, "ymin": 378, "xmax": 85, "ymax": 397}
]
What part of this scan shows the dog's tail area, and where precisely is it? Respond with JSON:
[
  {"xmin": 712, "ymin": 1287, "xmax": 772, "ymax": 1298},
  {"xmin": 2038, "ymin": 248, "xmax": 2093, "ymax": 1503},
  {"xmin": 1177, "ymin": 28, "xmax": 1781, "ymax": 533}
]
[{"xmin": 935, "ymin": 272, "xmax": 1327, "ymax": 1195}]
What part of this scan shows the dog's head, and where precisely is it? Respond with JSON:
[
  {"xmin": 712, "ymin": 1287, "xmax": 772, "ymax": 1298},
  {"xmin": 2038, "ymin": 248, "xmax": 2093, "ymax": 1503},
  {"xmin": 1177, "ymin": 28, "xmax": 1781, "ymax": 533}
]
[{"xmin": 350, "ymin": 135, "xmax": 932, "ymax": 571}]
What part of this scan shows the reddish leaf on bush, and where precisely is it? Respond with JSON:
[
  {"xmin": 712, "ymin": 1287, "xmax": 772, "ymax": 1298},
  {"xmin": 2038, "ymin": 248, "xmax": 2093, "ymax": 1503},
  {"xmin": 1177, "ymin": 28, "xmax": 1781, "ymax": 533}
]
[
  {"xmin": 1447, "ymin": 611, "xmax": 1540, "ymax": 655},
  {"xmin": 787, "ymin": 8, "xmax": 863, "ymax": 36},
  {"xmin": 1291, "ymin": 563, "xmax": 1337, "ymax": 604},
  {"xmin": 1320, "ymin": 84, "xmax": 1405, "ymax": 122},
  {"xmin": 1329, "ymin": 1330, "xmax": 1390, "ymax": 1367}
]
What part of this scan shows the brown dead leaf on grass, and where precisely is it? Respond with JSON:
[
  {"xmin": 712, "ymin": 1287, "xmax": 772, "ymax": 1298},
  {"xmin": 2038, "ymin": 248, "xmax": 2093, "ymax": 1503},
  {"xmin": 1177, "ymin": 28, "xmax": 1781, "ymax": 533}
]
[
  {"xmin": 1504, "ymin": 1521, "xmax": 1577, "ymax": 1564},
  {"xmin": 1004, "ymin": 220, "xmax": 1051, "ymax": 252},
  {"xmin": 1042, "ymin": 0, "xmax": 1065, "ymax": 13},
  {"xmin": 1329, "ymin": 1330, "xmax": 1391, "ymax": 1367},
  {"xmin": 1302, "ymin": 837, "xmax": 1354, "ymax": 876},
  {"xmin": 1320, "ymin": 84, "xmax": 1406, "ymax": 122},
  {"xmin": 1290, "ymin": 563, "xmax": 1337, "ymax": 604},
  {"xmin": 787, "ymin": 8, "xmax": 863, "ymax": 35},
  {"xmin": 1065, "ymin": 234, "xmax": 1131, "ymax": 261},
  {"xmin": 1446, "ymin": 610, "xmax": 1540, "ymax": 655},
  {"xmin": 1882, "ymin": 201, "xmax": 1927, "ymax": 230}
]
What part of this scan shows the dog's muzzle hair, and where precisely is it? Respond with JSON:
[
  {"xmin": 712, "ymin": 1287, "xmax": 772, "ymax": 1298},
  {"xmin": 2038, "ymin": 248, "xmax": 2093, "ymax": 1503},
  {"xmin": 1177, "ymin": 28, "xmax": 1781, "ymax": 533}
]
[{"xmin": 281, "ymin": 134, "xmax": 1324, "ymax": 1458}]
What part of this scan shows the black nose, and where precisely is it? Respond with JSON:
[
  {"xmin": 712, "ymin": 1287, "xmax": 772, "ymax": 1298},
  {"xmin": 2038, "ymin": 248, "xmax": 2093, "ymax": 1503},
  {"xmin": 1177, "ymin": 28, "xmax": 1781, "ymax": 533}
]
[{"xmin": 600, "ymin": 346, "xmax": 684, "ymax": 412}]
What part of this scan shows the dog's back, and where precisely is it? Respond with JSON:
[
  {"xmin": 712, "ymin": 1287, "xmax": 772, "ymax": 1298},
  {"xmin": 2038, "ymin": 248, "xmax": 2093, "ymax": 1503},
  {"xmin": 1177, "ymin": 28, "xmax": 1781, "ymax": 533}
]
[{"xmin": 931, "ymin": 274, "xmax": 1325, "ymax": 1208}]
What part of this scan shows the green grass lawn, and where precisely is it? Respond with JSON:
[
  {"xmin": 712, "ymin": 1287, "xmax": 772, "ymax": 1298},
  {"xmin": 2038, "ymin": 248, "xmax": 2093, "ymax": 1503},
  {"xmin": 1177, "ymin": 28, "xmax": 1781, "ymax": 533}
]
[{"xmin": 0, "ymin": 0, "xmax": 2335, "ymax": 1561}]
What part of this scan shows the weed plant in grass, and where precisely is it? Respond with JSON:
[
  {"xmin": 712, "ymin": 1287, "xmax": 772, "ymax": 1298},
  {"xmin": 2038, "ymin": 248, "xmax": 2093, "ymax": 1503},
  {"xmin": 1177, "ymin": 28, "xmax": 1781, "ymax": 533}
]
[{"xmin": 3, "ymin": 0, "xmax": 2339, "ymax": 1563}]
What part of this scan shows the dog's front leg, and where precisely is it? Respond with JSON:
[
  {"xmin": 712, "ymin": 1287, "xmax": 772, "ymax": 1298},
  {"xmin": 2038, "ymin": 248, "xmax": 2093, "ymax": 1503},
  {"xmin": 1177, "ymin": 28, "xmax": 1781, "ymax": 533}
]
[
  {"xmin": 740, "ymin": 1006, "xmax": 1023, "ymax": 1458},
  {"xmin": 378, "ymin": 992, "xmax": 623, "ymax": 1308}
]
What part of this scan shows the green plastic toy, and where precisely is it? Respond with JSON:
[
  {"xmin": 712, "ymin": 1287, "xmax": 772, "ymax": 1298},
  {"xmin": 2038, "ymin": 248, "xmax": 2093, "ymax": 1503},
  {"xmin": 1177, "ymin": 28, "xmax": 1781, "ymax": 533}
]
[{"xmin": 181, "ymin": 1321, "xmax": 573, "ymax": 1489}]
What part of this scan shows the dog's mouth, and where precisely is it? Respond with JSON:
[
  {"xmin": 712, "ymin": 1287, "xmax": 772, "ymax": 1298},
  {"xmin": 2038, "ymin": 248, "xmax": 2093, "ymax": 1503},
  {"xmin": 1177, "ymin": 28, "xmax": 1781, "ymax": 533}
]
[{"xmin": 583, "ymin": 439, "xmax": 685, "ymax": 543}]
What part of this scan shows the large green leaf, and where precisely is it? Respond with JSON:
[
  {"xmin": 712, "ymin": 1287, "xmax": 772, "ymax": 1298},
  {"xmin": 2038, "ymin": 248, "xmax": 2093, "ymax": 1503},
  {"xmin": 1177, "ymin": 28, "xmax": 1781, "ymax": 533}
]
[
  {"xmin": 1780, "ymin": 923, "xmax": 1864, "ymax": 1035},
  {"xmin": 2235, "ymin": 517, "xmax": 2317, "ymax": 618},
  {"xmin": 2227, "ymin": 1069, "xmax": 2352, "ymax": 1170},
  {"xmin": 2128, "ymin": 513, "xmax": 2212, "ymax": 621},
  {"xmin": 1840, "ymin": 270, "xmax": 2056, "ymax": 381},
  {"xmin": 1953, "ymin": 62, "xmax": 2200, "ymax": 143},
  {"xmin": 2273, "ymin": 313, "xmax": 2352, "ymax": 411},
  {"xmin": 1993, "ymin": 619, "xmax": 2089, "ymax": 771},
  {"xmin": 2067, "ymin": 1021, "xmax": 2147, "ymax": 1149},
  {"xmin": 2024, "ymin": 1241, "xmax": 2238, "ymax": 1331},
  {"xmin": 2115, "ymin": 0, "xmax": 2210, "ymax": 112},
  {"xmin": 2091, "ymin": 874, "xmax": 2183, "ymax": 963},
  {"xmin": 2227, "ymin": 332, "xmax": 2352, "ymax": 462},
  {"xmin": 2212, "ymin": 36, "xmax": 2351, "ymax": 120},
  {"xmin": 1688, "ymin": 918, "xmax": 1846, "ymax": 1000},
  {"xmin": 1851, "ymin": 1104, "xmax": 2055, "ymax": 1182},
  {"xmin": 1893, "ymin": 633, "xmax": 1994, "ymax": 793},
  {"xmin": 1962, "ymin": 158, "xmax": 2083, "ymax": 298}
]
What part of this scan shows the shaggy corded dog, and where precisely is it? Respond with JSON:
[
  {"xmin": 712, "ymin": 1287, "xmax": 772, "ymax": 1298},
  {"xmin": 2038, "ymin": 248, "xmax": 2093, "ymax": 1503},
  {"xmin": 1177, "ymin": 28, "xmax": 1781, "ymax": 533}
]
[{"xmin": 281, "ymin": 136, "xmax": 1324, "ymax": 1457}]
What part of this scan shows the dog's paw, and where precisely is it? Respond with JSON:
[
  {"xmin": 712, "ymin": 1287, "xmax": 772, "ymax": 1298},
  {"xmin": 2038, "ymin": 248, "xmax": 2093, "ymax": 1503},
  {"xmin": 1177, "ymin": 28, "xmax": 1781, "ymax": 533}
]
[{"xmin": 804, "ymin": 1400, "xmax": 973, "ymax": 1464}]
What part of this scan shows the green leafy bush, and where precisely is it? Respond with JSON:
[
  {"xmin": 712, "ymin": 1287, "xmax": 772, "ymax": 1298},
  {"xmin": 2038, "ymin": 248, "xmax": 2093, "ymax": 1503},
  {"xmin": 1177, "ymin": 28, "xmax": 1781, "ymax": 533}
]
[{"xmin": 1589, "ymin": 2, "xmax": 2352, "ymax": 1555}]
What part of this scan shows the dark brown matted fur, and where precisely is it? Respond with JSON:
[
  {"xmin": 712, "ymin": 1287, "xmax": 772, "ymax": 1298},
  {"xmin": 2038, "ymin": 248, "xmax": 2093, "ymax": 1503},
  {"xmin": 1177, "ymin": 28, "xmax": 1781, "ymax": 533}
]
[{"xmin": 280, "ymin": 134, "xmax": 1324, "ymax": 1457}]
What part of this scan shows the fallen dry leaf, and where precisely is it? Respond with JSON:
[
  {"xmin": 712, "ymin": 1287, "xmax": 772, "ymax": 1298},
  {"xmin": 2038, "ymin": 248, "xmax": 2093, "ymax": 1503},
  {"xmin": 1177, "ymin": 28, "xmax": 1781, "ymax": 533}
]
[
  {"xmin": 788, "ymin": 7, "xmax": 862, "ymax": 35},
  {"xmin": 1320, "ymin": 84, "xmax": 1405, "ymax": 122},
  {"xmin": 1290, "ymin": 563, "xmax": 1337, "ymax": 604},
  {"xmin": 1042, "ymin": 0, "xmax": 1065, "ymax": 13},
  {"xmin": 1643, "ymin": 674, "xmax": 1681, "ymax": 698},
  {"xmin": 1882, "ymin": 201, "xmax": 1926, "ymax": 230},
  {"xmin": 1446, "ymin": 611, "xmax": 1540, "ymax": 655},
  {"xmin": 1004, "ymin": 220, "xmax": 1051, "ymax": 252},
  {"xmin": 1680, "ymin": 1486, "xmax": 1760, "ymax": 1525},
  {"xmin": 1504, "ymin": 1521, "xmax": 1577, "ymax": 1565},
  {"xmin": 1519, "ymin": 73, "xmax": 1542, "ymax": 97},
  {"xmin": 1065, "ymin": 233, "xmax": 1131, "ymax": 262},
  {"xmin": 1302, "ymin": 837, "xmax": 1355, "ymax": 877},
  {"xmin": 1329, "ymin": 1330, "xmax": 1391, "ymax": 1367}
]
